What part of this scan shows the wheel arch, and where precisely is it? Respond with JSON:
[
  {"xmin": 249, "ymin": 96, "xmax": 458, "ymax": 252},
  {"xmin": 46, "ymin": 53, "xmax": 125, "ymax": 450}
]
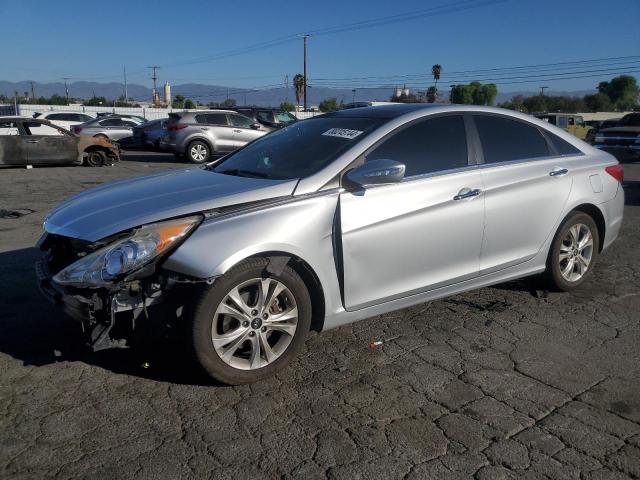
[
  {"xmin": 565, "ymin": 203, "xmax": 606, "ymax": 252},
  {"xmin": 239, "ymin": 251, "xmax": 326, "ymax": 333},
  {"xmin": 185, "ymin": 136, "xmax": 215, "ymax": 154}
]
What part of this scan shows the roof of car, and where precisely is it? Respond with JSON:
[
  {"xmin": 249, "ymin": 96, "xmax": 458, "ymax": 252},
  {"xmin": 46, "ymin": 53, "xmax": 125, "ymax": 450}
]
[{"xmin": 320, "ymin": 103, "xmax": 441, "ymax": 119}]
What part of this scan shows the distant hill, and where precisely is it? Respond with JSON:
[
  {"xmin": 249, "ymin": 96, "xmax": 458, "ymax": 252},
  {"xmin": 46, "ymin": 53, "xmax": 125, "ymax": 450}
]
[{"xmin": 0, "ymin": 80, "xmax": 594, "ymax": 107}]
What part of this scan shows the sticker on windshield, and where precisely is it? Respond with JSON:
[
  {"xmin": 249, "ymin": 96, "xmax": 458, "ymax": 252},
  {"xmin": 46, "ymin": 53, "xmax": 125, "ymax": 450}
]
[{"xmin": 322, "ymin": 128, "xmax": 364, "ymax": 140}]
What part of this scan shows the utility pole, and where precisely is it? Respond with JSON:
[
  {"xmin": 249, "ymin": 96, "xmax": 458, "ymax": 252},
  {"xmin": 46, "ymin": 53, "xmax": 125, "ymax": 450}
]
[
  {"xmin": 303, "ymin": 34, "xmax": 309, "ymax": 112},
  {"xmin": 30, "ymin": 81, "xmax": 35, "ymax": 104},
  {"xmin": 13, "ymin": 90, "xmax": 18, "ymax": 114},
  {"xmin": 148, "ymin": 66, "xmax": 160, "ymax": 106},
  {"xmin": 284, "ymin": 74, "xmax": 289, "ymax": 103},
  {"xmin": 539, "ymin": 86, "xmax": 548, "ymax": 96},
  {"xmin": 352, "ymin": 89, "xmax": 356, "ymax": 104},
  {"xmin": 123, "ymin": 66, "xmax": 128, "ymax": 104},
  {"xmin": 63, "ymin": 77, "xmax": 71, "ymax": 103}
]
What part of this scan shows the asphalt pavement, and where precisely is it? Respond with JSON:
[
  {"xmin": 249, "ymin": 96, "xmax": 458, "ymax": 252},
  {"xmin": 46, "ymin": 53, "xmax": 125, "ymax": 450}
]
[{"xmin": 1, "ymin": 152, "xmax": 639, "ymax": 479}]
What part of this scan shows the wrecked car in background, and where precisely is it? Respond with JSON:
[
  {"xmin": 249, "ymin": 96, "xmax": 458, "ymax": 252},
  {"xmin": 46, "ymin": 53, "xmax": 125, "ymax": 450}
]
[{"xmin": 0, "ymin": 117, "xmax": 119, "ymax": 167}]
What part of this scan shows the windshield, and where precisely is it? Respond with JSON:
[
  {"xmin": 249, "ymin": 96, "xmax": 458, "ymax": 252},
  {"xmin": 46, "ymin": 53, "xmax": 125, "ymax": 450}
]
[
  {"xmin": 212, "ymin": 117, "xmax": 383, "ymax": 180},
  {"xmin": 276, "ymin": 112, "xmax": 297, "ymax": 123}
]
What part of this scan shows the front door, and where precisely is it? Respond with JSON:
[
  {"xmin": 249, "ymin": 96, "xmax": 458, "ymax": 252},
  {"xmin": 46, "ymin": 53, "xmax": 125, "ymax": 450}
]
[
  {"xmin": 23, "ymin": 123, "xmax": 78, "ymax": 165},
  {"xmin": 339, "ymin": 114, "xmax": 485, "ymax": 310},
  {"xmin": 0, "ymin": 120, "xmax": 26, "ymax": 166},
  {"xmin": 228, "ymin": 113, "xmax": 264, "ymax": 148},
  {"xmin": 471, "ymin": 114, "xmax": 574, "ymax": 273}
]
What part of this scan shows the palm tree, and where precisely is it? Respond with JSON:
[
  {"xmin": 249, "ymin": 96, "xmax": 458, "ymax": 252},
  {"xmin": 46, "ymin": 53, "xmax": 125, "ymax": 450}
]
[
  {"xmin": 293, "ymin": 74, "xmax": 305, "ymax": 109},
  {"xmin": 431, "ymin": 64, "xmax": 442, "ymax": 100}
]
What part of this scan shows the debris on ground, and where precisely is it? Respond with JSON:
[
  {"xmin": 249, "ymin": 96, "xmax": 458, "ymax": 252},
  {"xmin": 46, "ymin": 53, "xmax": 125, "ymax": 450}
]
[
  {"xmin": 0, "ymin": 209, "xmax": 35, "ymax": 219},
  {"xmin": 369, "ymin": 340, "xmax": 384, "ymax": 350}
]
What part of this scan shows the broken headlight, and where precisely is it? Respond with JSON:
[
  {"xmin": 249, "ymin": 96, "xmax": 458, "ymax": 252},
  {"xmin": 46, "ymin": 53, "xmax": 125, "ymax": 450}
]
[{"xmin": 53, "ymin": 216, "xmax": 201, "ymax": 287}]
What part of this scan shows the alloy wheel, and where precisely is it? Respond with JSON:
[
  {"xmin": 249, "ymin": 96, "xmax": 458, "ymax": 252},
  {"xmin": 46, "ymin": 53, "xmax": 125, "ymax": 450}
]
[
  {"xmin": 211, "ymin": 278, "xmax": 298, "ymax": 370},
  {"xmin": 559, "ymin": 223, "xmax": 593, "ymax": 282},
  {"xmin": 190, "ymin": 144, "xmax": 208, "ymax": 161}
]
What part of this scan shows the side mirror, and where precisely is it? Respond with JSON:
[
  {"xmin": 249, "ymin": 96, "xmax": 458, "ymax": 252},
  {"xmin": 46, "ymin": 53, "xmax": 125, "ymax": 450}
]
[
  {"xmin": 345, "ymin": 159, "xmax": 406, "ymax": 188},
  {"xmin": 250, "ymin": 122, "xmax": 261, "ymax": 130}
]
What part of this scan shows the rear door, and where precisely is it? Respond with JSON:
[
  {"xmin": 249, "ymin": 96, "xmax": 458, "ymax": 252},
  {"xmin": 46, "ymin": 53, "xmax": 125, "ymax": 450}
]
[
  {"xmin": 472, "ymin": 114, "xmax": 574, "ymax": 274},
  {"xmin": 198, "ymin": 113, "xmax": 235, "ymax": 152},
  {"xmin": 228, "ymin": 113, "xmax": 264, "ymax": 147}
]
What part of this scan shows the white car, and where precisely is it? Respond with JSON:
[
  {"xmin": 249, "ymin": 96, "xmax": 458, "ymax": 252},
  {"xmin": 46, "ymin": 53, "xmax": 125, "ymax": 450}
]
[{"xmin": 31, "ymin": 111, "xmax": 96, "ymax": 135}]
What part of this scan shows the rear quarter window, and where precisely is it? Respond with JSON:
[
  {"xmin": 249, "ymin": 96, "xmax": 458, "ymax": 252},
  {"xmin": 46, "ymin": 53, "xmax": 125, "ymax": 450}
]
[{"xmin": 474, "ymin": 115, "xmax": 549, "ymax": 164}]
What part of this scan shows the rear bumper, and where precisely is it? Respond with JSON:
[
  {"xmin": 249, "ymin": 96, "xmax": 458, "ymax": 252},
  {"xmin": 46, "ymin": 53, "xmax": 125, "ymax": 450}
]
[{"xmin": 601, "ymin": 183, "xmax": 625, "ymax": 251}]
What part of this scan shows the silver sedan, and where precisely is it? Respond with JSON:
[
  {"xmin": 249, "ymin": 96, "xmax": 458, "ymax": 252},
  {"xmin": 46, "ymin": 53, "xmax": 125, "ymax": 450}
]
[{"xmin": 37, "ymin": 104, "xmax": 624, "ymax": 384}]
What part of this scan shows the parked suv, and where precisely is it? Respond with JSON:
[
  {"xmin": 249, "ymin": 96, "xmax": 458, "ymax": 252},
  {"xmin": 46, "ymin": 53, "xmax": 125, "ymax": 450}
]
[
  {"xmin": 231, "ymin": 107, "xmax": 297, "ymax": 131},
  {"xmin": 160, "ymin": 110, "xmax": 266, "ymax": 163},
  {"xmin": 31, "ymin": 111, "xmax": 96, "ymax": 135}
]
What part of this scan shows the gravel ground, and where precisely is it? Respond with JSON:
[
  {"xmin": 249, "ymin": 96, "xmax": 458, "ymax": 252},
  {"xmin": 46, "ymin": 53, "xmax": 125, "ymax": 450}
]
[{"xmin": 1, "ymin": 152, "xmax": 639, "ymax": 479}]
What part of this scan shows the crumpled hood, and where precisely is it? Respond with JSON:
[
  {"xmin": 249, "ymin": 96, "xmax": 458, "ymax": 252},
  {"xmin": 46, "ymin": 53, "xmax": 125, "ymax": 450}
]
[{"xmin": 44, "ymin": 167, "xmax": 298, "ymax": 241}]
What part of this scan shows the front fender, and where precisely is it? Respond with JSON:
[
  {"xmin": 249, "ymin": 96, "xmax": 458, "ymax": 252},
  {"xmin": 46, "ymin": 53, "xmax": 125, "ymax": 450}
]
[{"xmin": 163, "ymin": 191, "xmax": 343, "ymax": 314}]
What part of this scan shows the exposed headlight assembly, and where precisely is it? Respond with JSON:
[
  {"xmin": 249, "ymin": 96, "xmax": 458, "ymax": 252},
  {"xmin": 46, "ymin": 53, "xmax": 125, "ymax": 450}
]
[{"xmin": 53, "ymin": 216, "xmax": 201, "ymax": 287}]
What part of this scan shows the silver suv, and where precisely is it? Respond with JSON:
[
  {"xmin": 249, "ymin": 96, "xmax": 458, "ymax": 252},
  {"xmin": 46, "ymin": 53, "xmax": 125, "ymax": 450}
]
[{"xmin": 160, "ymin": 110, "xmax": 266, "ymax": 163}]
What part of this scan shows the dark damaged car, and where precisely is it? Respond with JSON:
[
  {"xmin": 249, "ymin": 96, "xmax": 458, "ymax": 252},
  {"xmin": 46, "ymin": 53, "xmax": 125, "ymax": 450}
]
[{"xmin": 0, "ymin": 117, "xmax": 120, "ymax": 167}]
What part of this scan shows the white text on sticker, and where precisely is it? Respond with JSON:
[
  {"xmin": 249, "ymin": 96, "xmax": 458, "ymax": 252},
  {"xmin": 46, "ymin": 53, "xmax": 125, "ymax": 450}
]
[{"xmin": 322, "ymin": 128, "xmax": 364, "ymax": 140}]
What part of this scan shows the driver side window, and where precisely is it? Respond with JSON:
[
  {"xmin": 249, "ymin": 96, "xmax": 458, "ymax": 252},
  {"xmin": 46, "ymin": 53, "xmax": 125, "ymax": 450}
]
[{"xmin": 366, "ymin": 115, "xmax": 469, "ymax": 177}]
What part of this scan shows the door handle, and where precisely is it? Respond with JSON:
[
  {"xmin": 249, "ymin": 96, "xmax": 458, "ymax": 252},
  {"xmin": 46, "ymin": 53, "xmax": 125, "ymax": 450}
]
[
  {"xmin": 233, "ymin": 129, "xmax": 242, "ymax": 133},
  {"xmin": 27, "ymin": 139, "xmax": 39, "ymax": 143},
  {"xmin": 453, "ymin": 188, "xmax": 482, "ymax": 201},
  {"xmin": 200, "ymin": 127, "xmax": 209, "ymax": 131},
  {"xmin": 549, "ymin": 168, "xmax": 569, "ymax": 177}
]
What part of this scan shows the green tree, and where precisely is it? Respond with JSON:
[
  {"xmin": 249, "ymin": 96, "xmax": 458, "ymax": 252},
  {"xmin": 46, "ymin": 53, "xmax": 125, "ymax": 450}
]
[
  {"xmin": 426, "ymin": 86, "xmax": 437, "ymax": 103},
  {"xmin": 220, "ymin": 98, "xmax": 237, "ymax": 108},
  {"xmin": 184, "ymin": 98, "xmax": 196, "ymax": 109},
  {"xmin": 583, "ymin": 93, "xmax": 612, "ymax": 112},
  {"xmin": 279, "ymin": 101, "xmax": 295, "ymax": 112},
  {"xmin": 598, "ymin": 75, "xmax": 639, "ymax": 110},
  {"xmin": 318, "ymin": 97, "xmax": 339, "ymax": 112},
  {"xmin": 49, "ymin": 94, "xmax": 69, "ymax": 105},
  {"xmin": 431, "ymin": 64, "xmax": 442, "ymax": 100},
  {"xmin": 450, "ymin": 82, "xmax": 497, "ymax": 106},
  {"xmin": 293, "ymin": 74, "xmax": 305, "ymax": 108},
  {"xmin": 172, "ymin": 95, "xmax": 185, "ymax": 109},
  {"xmin": 390, "ymin": 91, "xmax": 420, "ymax": 103},
  {"xmin": 84, "ymin": 96, "xmax": 107, "ymax": 106}
]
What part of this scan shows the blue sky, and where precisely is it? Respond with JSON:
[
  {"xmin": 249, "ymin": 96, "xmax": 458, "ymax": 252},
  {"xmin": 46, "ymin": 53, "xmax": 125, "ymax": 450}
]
[{"xmin": 2, "ymin": 0, "xmax": 639, "ymax": 92}]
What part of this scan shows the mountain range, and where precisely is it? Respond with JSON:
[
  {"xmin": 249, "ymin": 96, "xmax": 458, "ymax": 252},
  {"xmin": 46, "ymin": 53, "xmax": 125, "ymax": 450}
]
[{"xmin": 0, "ymin": 80, "xmax": 593, "ymax": 106}]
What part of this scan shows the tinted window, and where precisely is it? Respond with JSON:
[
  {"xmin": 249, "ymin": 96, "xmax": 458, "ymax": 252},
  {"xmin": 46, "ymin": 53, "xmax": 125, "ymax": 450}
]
[
  {"xmin": 257, "ymin": 111, "xmax": 275, "ymax": 123},
  {"xmin": 366, "ymin": 115, "xmax": 468, "ymax": 177},
  {"xmin": 100, "ymin": 119, "xmax": 122, "ymax": 126},
  {"xmin": 619, "ymin": 114, "xmax": 640, "ymax": 127},
  {"xmin": 546, "ymin": 116, "xmax": 556, "ymax": 125},
  {"xmin": 547, "ymin": 132, "xmax": 581, "ymax": 156},
  {"xmin": 47, "ymin": 113, "xmax": 68, "ymax": 121},
  {"xmin": 196, "ymin": 113, "xmax": 228, "ymax": 125},
  {"xmin": 76, "ymin": 114, "xmax": 94, "ymax": 122},
  {"xmin": 214, "ymin": 117, "xmax": 383, "ymax": 180},
  {"xmin": 475, "ymin": 115, "xmax": 549, "ymax": 164},
  {"xmin": 228, "ymin": 114, "xmax": 254, "ymax": 128}
]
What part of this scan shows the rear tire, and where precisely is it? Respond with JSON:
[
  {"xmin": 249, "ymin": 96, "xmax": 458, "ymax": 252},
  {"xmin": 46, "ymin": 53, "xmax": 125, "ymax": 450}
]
[
  {"xmin": 186, "ymin": 140, "xmax": 211, "ymax": 164},
  {"xmin": 85, "ymin": 150, "xmax": 106, "ymax": 167},
  {"xmin": 544, "ymin": 212, "xmax": 599, "ymax": 291},
  {"xmin": 188, "ymin": 258, "xmax": 312, "ymax": 385}
]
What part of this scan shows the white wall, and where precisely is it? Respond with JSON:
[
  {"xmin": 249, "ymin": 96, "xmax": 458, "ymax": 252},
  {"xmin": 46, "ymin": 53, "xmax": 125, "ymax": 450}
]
[{"xmin": 12, "ymin": 104, "xmax": 322, "ymax": 121}]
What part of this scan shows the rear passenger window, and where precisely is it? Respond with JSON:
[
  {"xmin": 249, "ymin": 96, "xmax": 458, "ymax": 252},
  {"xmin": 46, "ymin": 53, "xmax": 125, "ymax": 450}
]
[
  {"xmin": 100, "ymin": 119, "xmax": 122, "ymax": 126},
  {"xmin": 366, "ymin": 115, "xmax": 468, "ymax": 177},
  {"xmin": 547, "ymin": 133, "xmax": 581, "ymax": 156},
  {"xmin": 196, "ymin": 113, "xmax": 228, "ymax": 125},
  {"xmin": 475, "ymin": 115, "xmax": 549, "ymax": 164}
]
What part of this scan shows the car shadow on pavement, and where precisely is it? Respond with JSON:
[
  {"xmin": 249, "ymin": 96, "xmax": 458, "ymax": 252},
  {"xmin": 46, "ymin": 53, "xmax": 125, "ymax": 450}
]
[
  {"xmin": 0, "ymin": 247, "xmax": 219, "ymax": 387},
  {"xmin": 120, "ymin": 152, "xmax": 183, "ymax": 164}
]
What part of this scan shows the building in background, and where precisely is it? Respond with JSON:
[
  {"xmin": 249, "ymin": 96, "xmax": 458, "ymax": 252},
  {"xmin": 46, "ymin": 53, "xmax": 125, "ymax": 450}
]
[{"xmin": 164, "ymin": 82, "xmax": 171, "ymax": 106}]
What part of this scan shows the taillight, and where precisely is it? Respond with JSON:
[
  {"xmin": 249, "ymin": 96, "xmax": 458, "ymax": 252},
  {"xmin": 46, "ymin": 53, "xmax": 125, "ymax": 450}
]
[
  {"xmin": 167, "ymin": 123, "xmax": 187, "ymax": 131},
  {"xmin": 605, "ymin": 165, "xmax": 624, "ymax": 183},
  {"xmin": 73, "ymin": 126, "xmax": 81, "ymax": 134}
]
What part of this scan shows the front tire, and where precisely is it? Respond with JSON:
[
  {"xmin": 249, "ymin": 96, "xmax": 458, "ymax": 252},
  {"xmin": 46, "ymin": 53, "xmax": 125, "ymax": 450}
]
[
  {"xmin": 85, "ymin": 150, "xmax": 106, "ymax": 167},
  {"xmin": 545, "ymin": 212, "xmax": 599, "ymax": 291},
  {"xmin": 188, "ymin": 258, "xmax": 312, "ymax": 385},
  {"xmin": 186, "ymin": 140, "xmax": 211, "ymax": 164}
]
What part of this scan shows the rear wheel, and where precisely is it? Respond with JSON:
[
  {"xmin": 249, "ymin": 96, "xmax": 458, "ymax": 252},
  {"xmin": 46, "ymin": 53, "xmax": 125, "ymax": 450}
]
[
  {"xmin": 545, "ymin": 212, "xmax": 599, "ymax": 291},
  {"xmin": 85, "ymin": 150, "xmax": 106, "ymax": 167},
  {"xmin": 186, "ymin": 140, "xmax": 210, "ymax": 164},
  {"xmin": 188, "ymin": 258, "xmax": 311, "ymax": 385}
]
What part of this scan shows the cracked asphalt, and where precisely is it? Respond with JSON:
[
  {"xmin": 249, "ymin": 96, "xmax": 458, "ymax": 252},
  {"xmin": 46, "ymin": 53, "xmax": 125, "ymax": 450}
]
[{"xmin": 1, "ymin": 152, "xmax": 639, "ymax": 479}]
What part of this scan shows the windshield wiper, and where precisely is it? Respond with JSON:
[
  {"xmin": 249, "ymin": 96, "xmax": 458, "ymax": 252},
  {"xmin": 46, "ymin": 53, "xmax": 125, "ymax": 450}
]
[{"xmin": 216, "ymin": 168, "xmax": 271, "ymax": 179}]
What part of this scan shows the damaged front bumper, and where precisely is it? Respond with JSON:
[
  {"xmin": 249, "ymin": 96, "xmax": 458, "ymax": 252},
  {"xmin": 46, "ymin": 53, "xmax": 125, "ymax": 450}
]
[{"xmin": 36, "ymin": 256, "xmax": 166, "ymax": 351}]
